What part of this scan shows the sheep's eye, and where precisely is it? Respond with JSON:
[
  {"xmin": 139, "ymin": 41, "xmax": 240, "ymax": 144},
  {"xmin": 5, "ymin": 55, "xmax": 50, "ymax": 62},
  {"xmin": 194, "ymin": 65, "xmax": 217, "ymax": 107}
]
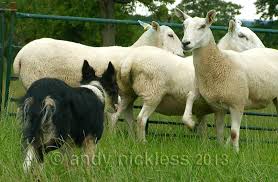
[
  {"xmin": 199, "ymin": 24, "xmax": 206, "ymax": 29},
  {"xmin": 238, "ymin": 33, "xmax": 248, "ymax": 40},
  {"xmin": 168, "ymin": 34, "xmax": 174, "ymax": 38}
]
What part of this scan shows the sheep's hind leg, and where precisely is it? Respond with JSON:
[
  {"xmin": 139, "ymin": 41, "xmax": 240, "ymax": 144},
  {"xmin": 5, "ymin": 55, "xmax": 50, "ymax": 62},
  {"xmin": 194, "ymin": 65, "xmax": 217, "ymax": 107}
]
[
  {"xmin": 195, "ymin": 115, "xmax": 208, "ymax": 138},
  {"xmin": 109, "ymin": 95, "xmax": 135, "ymax": 133},
  {"xmin": 122, "ymin": 104, "xmax": 136, "ymax": 137},
  {"xmin": 272, "ymin": 98, "xmax": 278, "ymax": 117},
  {"xmin": 137, "ymin": 101, "xmax": 160, "ymax": 142},
  {"xmin": 215, "ymin": 111, "xmax": 226, "ymax": 144}
]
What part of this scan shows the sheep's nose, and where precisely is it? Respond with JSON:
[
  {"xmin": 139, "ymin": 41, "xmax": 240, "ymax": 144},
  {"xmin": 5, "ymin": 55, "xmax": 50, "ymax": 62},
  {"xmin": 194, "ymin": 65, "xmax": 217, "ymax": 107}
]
[{"xmin": 182, "ymin": 41, "xmax": 191, "ymax": 47}]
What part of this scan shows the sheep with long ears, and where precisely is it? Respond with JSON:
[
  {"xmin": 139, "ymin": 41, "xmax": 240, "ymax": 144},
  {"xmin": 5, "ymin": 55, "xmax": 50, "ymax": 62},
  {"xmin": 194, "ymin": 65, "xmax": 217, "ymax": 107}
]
[
  {"xmin": 13, "ymin": 21, "xmax": 183, "ymax": 89},
  {"xmin": 179, "ymin": 9, "xmax": 278, "ymax": 152},
  {"xmin": 110, "ymin": 14, "xmax": 266, "ymax": 137}
]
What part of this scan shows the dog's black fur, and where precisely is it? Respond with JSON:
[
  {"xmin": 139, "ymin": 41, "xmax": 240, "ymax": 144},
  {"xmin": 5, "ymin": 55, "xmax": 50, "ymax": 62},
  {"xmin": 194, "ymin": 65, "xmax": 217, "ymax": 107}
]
[{"xmin": 19, "ymin": 60, "xmax": 118, "ymax": 165}]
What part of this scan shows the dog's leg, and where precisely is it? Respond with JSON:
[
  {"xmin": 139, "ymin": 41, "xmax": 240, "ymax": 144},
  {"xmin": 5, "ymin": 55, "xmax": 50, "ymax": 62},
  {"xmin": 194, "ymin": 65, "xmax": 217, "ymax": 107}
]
[
  {"xmin": 83, "ymin": 135, "xmax": 97, "ymax": 166},
  {"xmin": 23, "ymin": 144, "xmax": 43, "ymax": 173}
]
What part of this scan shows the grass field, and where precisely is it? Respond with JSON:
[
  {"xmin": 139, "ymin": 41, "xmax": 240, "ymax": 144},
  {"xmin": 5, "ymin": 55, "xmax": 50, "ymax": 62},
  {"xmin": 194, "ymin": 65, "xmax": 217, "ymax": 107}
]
[{"xmin": 0, "ymin": 80, "xmax": 277, "ymax": 181}]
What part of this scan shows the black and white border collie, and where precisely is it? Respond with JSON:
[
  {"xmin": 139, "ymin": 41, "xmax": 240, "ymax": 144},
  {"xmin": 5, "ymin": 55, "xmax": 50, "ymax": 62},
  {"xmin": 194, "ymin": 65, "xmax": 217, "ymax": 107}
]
[{"xmin": 19, "ymin": 60, "xmax": 118, "ymax": 172}]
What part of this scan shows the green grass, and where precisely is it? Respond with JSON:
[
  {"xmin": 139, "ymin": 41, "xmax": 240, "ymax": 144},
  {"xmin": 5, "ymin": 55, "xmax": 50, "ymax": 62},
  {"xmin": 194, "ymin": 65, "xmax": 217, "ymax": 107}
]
[{"xmin": 0, "ymin": 80, "xmax": 277, "ymax": 181}]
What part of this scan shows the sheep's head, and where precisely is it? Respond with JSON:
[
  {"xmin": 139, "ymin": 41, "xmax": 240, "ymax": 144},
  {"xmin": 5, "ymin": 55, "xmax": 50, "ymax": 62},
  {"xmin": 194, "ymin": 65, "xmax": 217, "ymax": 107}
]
[
  {"xmin": 175, "ymin": 8, "xmax": 216, "ymax": 51},
  {"xmin": 81, "ymin": 60, "xmax": 119, "ymax": 113},
  {"xmin": 218, "ymin": 19, "xmax": 265, "ymax": 52},
  {"xmin": 137, "ymin": 20, "xmax": 184, "ymax": 56}
]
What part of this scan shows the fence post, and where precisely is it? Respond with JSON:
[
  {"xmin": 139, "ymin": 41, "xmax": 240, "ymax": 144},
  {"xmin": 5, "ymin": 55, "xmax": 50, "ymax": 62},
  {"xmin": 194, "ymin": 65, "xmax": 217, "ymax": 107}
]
[
  {"xmin": 0, "ymin": 7, "xmax": 5, "ymax": 111},
  {"xmin": 4, "ymin": 2, "xmax": 16, "ymax": 108}
]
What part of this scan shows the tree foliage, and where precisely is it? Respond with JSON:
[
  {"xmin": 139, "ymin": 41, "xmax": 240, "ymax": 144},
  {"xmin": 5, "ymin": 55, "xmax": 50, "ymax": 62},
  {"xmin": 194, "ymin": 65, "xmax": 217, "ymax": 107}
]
[
  {"xmin": 175, "ymin": 0, "xmax": 242, "ymax": 25},
  {"xmin": 13, "ymin": 0, "xmax": 177, "ymax": 46},
  {"xmin": 255, "ymin": 0, "xmax": 278, "ymax": 20}
]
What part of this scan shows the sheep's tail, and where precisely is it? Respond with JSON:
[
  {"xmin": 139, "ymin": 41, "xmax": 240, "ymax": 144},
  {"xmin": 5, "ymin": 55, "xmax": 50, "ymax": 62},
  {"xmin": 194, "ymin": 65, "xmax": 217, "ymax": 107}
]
[
  {"xmin": 120, "ymin": 58, "xmax": 133, "ymax": 87},
  {"xmin": 13, "ymin": 49, "xmax": 23, "ymax": 75},
  {"xmin": 41, "ymin": 96, "xmax": 56, "ymax": 125}
]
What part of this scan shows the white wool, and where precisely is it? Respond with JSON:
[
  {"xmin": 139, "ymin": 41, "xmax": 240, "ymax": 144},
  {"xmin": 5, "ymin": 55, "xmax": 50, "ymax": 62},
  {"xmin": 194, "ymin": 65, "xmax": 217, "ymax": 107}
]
[
  {"xmin": 111, "ymin": 21, "xmax": 266, "ymax": 139},
  {"xmin": 115, "ymin": 46, "xmax": 210, "ymax": 140},
  {"xmin": 218, "ymin": 20, "xmax": 265, "ymax": 52},
  {"xmin": 13, "ymin": 22, "xmax": 183, "ymax": 89},
  {"xmin": 179, "ymin": 9, "xmax": 278, "ymax": 152}
]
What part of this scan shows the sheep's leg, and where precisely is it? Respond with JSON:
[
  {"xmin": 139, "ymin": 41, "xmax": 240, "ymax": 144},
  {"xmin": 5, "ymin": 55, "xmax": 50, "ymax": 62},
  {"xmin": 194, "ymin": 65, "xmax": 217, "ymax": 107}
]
[
  {"xmin": 195, "ymin": 115, "xmax": 207, "ymax": 138},
  {"xmin": 228, "ymin": 107, "xmax": 243, "ymax": 152},
  {"xmin": 137, "ymin": 102, "xmax": 159, "ymax": 142},
  {"xmin": 215, "ymin": 111, "xmax": 226, "ymax": 144},
  {"xmin": 182, "ymin": 89, "xmax": 200, "ymax": 129},
  {"xmin": 272, "ymin": 98, "xmax": 278, "ymax": 116},
  {"xmin": 122, "ymin": 104, "xmax": 135, "ymax": 136},
  {"xmin": 109, "ymin": 95, "xmax": 135, "ymax": 132}
]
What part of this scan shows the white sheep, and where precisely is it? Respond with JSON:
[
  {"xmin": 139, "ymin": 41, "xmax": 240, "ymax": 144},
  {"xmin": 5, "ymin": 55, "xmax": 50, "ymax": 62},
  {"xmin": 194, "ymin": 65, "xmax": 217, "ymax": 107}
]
[
  {"xmin": 110, "ymin": 17, "xmax": 266, "ymax": 139},
  {"xmin": 179, "ymin": 9, "xmax": 278, "ymax": 152},
  {"xmin": 13, "ymin": 21, "xmax": 184, "ymax": 89},
  {"xmin": 218, "ymin": 19, "xmax": 265, "ymax": 51}
]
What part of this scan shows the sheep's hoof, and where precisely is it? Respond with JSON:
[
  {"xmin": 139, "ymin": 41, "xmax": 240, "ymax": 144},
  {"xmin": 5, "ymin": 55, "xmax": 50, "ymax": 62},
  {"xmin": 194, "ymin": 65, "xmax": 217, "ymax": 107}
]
[{"xmin": 182, "ymin": 116, "xmax": 196, "ymax": 130}]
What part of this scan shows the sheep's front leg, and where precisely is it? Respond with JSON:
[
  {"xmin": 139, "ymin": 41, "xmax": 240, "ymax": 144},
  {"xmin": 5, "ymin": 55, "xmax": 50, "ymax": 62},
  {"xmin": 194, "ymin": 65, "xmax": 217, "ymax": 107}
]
[
  {"xmin": 137, "ymin": 103, "xmax": 159, "ymax": 142},
  {"xmin": 228, "ymin": 107, "xmax": 243, "ymax": 152},
  {"xmin": 215, "ymin": 111, "xmax": 226, "ymax": 144},
  {"xmin": 182, "ymin": 88, "xmax": 200, "ymax": 129}
]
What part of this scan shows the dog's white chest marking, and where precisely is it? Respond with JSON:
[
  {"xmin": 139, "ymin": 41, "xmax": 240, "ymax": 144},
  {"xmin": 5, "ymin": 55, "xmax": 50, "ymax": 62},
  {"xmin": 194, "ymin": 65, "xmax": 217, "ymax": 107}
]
[{"xmin": 81, "ymin": 81, "xmax": 105, "ymax": 103}]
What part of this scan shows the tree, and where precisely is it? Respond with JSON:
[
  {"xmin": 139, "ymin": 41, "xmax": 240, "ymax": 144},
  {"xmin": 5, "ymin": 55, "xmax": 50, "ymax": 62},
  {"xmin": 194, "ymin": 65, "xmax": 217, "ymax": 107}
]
[
  {"xmin": 255, "ymin": 0, "xmax": 278, "ymax": 20},
  {"xmin": 175, "ymin": 0, "xmax": 242, "ymax": 25},
  {"xmin": 14, "ymin": 0, "xmax": 177, "ymax": 46},
  {"xmin": 98, "ymin": 0, "xmax": 175, "ymax": 46}
]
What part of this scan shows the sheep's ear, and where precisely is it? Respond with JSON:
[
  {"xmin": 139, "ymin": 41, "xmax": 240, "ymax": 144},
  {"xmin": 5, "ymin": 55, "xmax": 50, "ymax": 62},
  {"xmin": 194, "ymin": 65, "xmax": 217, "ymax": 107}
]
[
  {"xmin": 235, "ymin": 19, "xmax": 242, "ymax": 26},
  {"xmin": 151, "ymin": 21, "xmax": 160, "ymax": 31},
  {"xmin": 228, "ymin": 20, "xmax": 236, "ymax": 33},
  {"xmin": 174, "ymin": 8, "xmax": 191, "ymax": 22},
  {"xmin": 81, "ymin": 60, "xmax": 96, "ymax": 83},
  {"xmin": 138, "ymin": 20, "xmax": 152, "ymax": 31},
  {"xmin": 206, "ymin": 10, "xmax": 216, "ymax": 25}
]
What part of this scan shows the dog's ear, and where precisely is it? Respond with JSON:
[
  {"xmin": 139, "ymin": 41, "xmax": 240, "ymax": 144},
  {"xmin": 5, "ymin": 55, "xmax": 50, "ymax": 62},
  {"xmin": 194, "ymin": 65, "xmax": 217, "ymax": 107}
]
[
  {"xmin": 81, "ymin": 60, "xmax": 96, "ymax": 84},
  {"xmin": 101, "ymin": 62, "xmax": 116, "ymax": 85}
]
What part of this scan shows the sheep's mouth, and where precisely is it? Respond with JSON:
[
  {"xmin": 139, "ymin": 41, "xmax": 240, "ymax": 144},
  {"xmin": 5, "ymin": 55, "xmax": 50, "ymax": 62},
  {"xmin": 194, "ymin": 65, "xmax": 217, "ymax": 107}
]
[
  {"xmin": 182, "ymin": 46, "xmax": 192, "ymax": 51},
  {"xmin": 177, "ymin": 53, "xmax": 185, "ymax": 58}
]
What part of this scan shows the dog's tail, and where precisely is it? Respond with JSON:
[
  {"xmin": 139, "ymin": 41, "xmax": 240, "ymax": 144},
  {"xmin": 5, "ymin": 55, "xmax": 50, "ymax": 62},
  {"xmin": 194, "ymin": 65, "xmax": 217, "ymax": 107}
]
[
  {"xmin": 20, "ymin": 96, "xmax": 56, "ymax": 126},
  {"xmin": 41, "ymin": 96, "xmax": 56, "ymax": 125},
  {"xmin": 20, "ymin": 97, "xmax": 34, "ymax": 125}
]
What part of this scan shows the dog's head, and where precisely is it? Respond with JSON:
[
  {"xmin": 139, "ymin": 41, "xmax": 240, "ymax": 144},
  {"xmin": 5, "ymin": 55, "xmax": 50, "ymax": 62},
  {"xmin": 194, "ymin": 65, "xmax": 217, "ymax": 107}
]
[{"xmin": 81, "ymin": 60, "xmax": 119, "ymax": 112}]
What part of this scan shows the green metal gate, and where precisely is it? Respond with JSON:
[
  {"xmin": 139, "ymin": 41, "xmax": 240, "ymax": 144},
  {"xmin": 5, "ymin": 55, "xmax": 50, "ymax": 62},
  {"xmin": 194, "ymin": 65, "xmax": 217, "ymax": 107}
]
[{"xmin": 0, "ymin": 2, "xmax": 278, "ymax": 135}]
